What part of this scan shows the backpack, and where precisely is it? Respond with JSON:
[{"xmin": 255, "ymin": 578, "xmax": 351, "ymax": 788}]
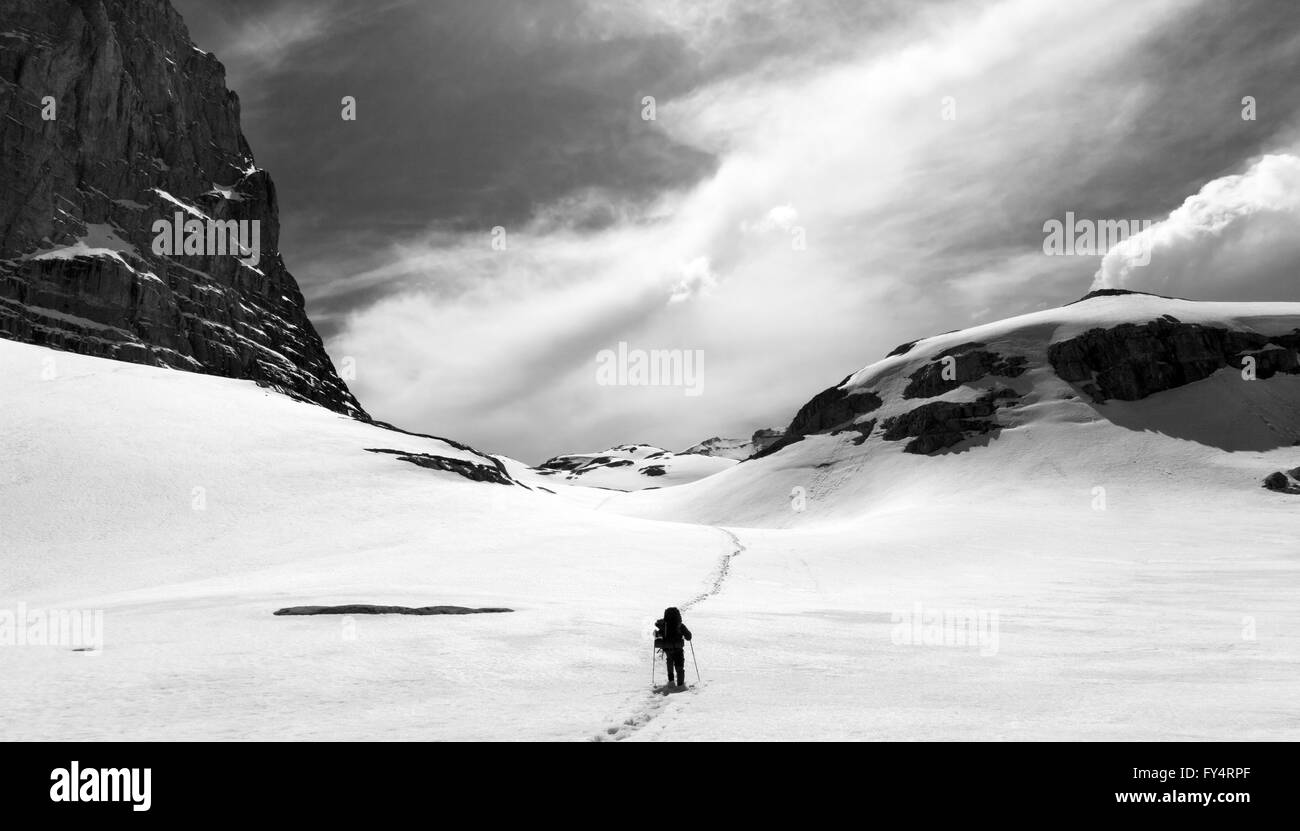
[{"xmin": 655, "ymin": 606, "xmax": 684, "ymax": 649}]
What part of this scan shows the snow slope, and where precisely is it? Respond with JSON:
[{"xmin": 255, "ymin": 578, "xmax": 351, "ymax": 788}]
[
  {"xmin": 0, "ymin": 340, "xmax": 727, "ymax": 740},
  {"xmin": 3, "ymin": 292, "xmax": 1298, "ymax": 741},
  {"xmin": 607, "ymin": 295, "xmax": 1300, "ymax": 740}
]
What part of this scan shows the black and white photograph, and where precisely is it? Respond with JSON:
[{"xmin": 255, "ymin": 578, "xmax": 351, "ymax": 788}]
[{"xmin": 0, "ymin": 0, "xmax": 1296, "ymax": 780}]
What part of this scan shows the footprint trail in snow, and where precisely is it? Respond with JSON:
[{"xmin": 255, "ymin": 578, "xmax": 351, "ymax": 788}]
[{"xmin": 590, "ymin": 527, "xmax": 744, "ymax": 741}]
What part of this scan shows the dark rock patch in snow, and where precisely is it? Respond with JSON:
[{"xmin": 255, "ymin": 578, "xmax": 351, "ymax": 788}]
[
  {"xmin": 366, "ymin": 448, "xmax": 516, "ymax": 485},
  {"xmin": 881, "ymin": 389, "xmax": 1019, "ymax": 454},
  {"xmin": 750, "ymin": 428, "xmax": 785, "ymax": 453},
  {"xmin": 1263, "ymin": 470, "xmax": 1300, "ymax": 494},
  {"xmin": 934, "ymin": 340, "xmax": 988, "ymax": 358},
  {"xmin": 1048, "ymin": 320, "xmax": 1300, "ymax": 403},
  {"xmin": 275, "ymin": 605, "xmax": 513, "ymax": 616},
  {"xmin": 832, "ymin": 418, "xmax": 876, "ymax": 446},
  {"xmin": 755, "ymin": 381, "xmax": 884, "ymax": 459},
  {"xmin": 903, "ymin": 344, "xmax": 1028, "ymax": 399},
  {"xmin": 886, "ymin": 339, "xmax": 920, "ymax": 358},
  {"xmin": 788, "ymin": 384, "xmax": 883, "ymax": 436},
  {"xmin": 538, "ymin": 455, "xmax": 584, "ymax": 471}
]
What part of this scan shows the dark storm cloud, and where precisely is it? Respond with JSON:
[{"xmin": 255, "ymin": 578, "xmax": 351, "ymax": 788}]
[
  {"xmin": 171, "ymin": 0, "xmax": 1300, "ymax": 461},
  {"xmin": 175, "ymin": 0, "xmax": 716, "ymax": 283}
]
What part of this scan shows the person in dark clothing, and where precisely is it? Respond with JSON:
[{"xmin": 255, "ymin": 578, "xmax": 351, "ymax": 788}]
[{"xmin": 654, "ymin": 606, "xmax": 692, "ymax": 687}]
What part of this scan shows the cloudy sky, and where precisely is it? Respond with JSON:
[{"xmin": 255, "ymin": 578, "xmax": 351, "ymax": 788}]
[{"xmin": 174, "ymin": 0, "xmax": 1300, "ymax": 462}]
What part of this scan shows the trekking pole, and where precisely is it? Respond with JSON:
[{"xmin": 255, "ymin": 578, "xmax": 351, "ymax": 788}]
[
  {"xmin": 689, "ymin": 640, "xmax": 701, "ymax": 684},
  {"xmin": 651, "ymin": 645, "xmax": 656, "ymax": 687}
]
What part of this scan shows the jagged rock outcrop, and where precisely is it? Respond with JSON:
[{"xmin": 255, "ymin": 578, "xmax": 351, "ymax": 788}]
[
  {"xmin": 885, "ymin": 339, "xmax": 920, "ymax": 358},
  {"xmin": 832, "ymin": 417, "xmax": 875, "ymax": 446},
  {"xmin": 365, "ymin": 448, "xmax": 517, "ymax": 485},
  {"xmin": 880, "ymin": 389, "xmax": 1020, "ymax": 454},
  {"xmin": 754, "ymin": 379, "xmax": 883, "ymax": 458},
  {"xmin": 0, "ymin": 0, "xmax": 364, "ymax": 417},
  {"xmin": 1048, "ymin": 319, "xmax": 1300, "ymax": 403},
  {"xmin": 1263, "ymin": 471, "xmax": 1291, "ymax": 492},
  {"xmin": 751, "ymin": 428, "xmax": 784, "ymax": 452},
  {"xmin": 902, "ymin": 342, "xmax": 1028, "ymax": 399},
  {"xmin": 787, "ymin": 379, "xmax": 884, "ymax": 436}
]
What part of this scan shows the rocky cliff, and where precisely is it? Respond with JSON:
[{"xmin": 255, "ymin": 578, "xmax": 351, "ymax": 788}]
[
  {"xmin": 0, "ymin": 0, "xmax": 365, "ymax": 417},
  {"xmin": 1047, "ymin": 316, "xmax": 1300, "ymax": 403}
]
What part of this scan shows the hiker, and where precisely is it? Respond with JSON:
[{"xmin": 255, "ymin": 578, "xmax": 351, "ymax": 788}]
[{"xmin": 654, "ymin": 607, "xmax": 692, "ymax": 687}]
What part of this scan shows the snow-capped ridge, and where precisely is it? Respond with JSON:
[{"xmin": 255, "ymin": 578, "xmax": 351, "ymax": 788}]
[{"xmin": 610, "ymin": 293, "xmax": 1300, "ymax": 526}]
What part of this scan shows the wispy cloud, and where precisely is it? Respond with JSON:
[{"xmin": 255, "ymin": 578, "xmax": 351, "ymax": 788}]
[
  {"xmin": 177, "ymin": 0, "xmax": 349, "ymax": 85},
  {"xmin": 181, "ymin": 0, "xmax": 1300, "ymax": 461}
]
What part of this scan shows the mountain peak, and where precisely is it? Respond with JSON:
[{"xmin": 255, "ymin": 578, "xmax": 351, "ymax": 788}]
[
  {"xmin": 0, "ymin": 0, "xmax": 364, "ymax": 418},
  {"xmin": 1069, "ymin": 288, "xmax": 1183, "ymax": 305}
]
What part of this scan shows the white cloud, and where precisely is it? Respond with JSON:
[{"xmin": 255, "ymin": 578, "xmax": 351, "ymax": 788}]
[
  {"xmin": 741, "ymin": 203, "xmax": 799, "ymax": 234},
  {"xmin": 1093, "ymin": 153, "xmax": 1300, "ymax": 299},
  {"xmin": 329, "ymin": 0, "xmax": 1276, "ymax": 461},
  {"xmin": 669, "ymin": 256, "xmax": 719, "ymax": 303}
]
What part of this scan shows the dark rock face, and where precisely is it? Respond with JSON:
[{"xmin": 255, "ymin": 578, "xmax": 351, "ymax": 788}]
[
  {"xmin": 832, "ymin": 418, "xmax": 875, "ymax": 446},
  {"xmin": 880, "ymin": 389, "xmax": 1019, "ymax": 454},
  {"xmin": 0, "ymin": 0, "xmax": 364, "ymax": 417},
  {"xmin": 752, "ymin": 379, "xmax": 883, "ymax": 459},
  {"xmin": 885, "ymin": 339, "xmax": 919, "ymax": 358},
  {"xmin": 902, "ymin": 342, "xmax": 1028, "ymax": 399},
  {"xmin": 1258, "ymin": 473, "xmax": 1300, "ymax": 494},
  {"xmin": 366, "ymin": 448, "xmax": 517, "ymax": 486},
  {"xmin": 1048, "ymin": 320, "xmax": 1300, "ymax": 403},
  {"xmin": 786, "ymin": 381, "xmax": 883, "ymax": 436},
  {"xmin": 538, "ymin": 455, "xmax": 584, "ymax": 471},
  {"xmin": 640, "ymin": 464, "xmax": 667, "ymax": 477},
  {"xmin": 1263, "ymin": 472, "xmax": 1292, "ymax": 493},
  {"xmin": 750, "ymin": 428, "xmax": 784, "ymax": 453}
]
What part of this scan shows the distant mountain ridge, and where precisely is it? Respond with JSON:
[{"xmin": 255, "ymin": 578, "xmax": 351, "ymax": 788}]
[
  {"xmin": 682, "ymin": 428, "xmax": 784, "ymax": 460},
  {"xmin": 533, "ymin": 443, "xmax": 738, "ymax": 490}
]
